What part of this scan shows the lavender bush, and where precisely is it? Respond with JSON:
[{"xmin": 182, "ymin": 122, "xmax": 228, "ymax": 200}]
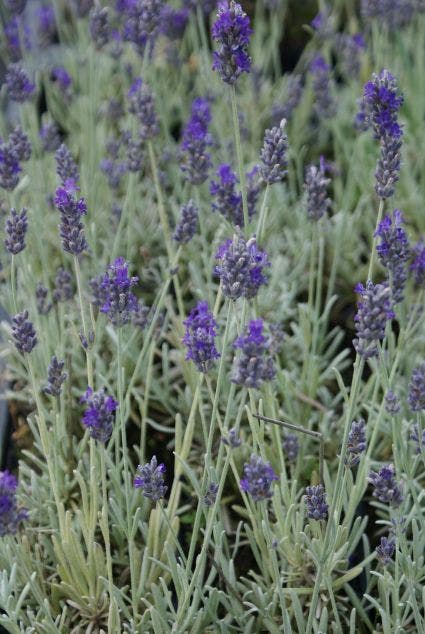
[{"xmin": 1, "ymin": 1, "xmax": 425, "ymax": 632}]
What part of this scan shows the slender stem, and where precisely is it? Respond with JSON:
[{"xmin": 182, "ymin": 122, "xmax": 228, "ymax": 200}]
[
  {"xmin": 73, "ymin": 256, "xmax": 93, "ymax": 388},
  {"xmin": 117, "ymin": 329, "xmax": 137, "ymax": 621},
  {"xmin": 230, "ymin": 86, "xmax": 249, "ymax": 231},
  {"xmin": 367, "ymin": 197, "xmax": 384, "ymax": 281},
  {"xmin": 10, "ymin": 255, "xmax": 18, "ymax": 314},
  {"xmin": 256, "ymin": 183, "xmax": 270, "ymax": 243},
  {"xmin": 158, "ymin": 501, "xmax": 187, "ymax": 566},
  {"xmin": 100, "ymin": 448, "xmax": 114, "ymax": 597}
]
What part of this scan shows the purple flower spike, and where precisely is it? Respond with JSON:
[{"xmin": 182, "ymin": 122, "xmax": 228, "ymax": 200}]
[
  {"xmin": 375, "ymin": 209, "xmax": 410, "ymax": 303},
  {"xmin": 353, "ymin": 281, "xmax": 394, "ymax": 358},
  {"xmin": 240, "ymin": 454, "xmax": 278, "ymax": 502},
  {"xmin": 408, "ymin": 363, "xmax": 425, "ymax": 412},
  {"xmin": 134, "ymin": 456, "xmax": 167, "ymax": 502},
  {"xmin": 211, "ymin": 1, "xmax": 252, "ymax": 85},
  {"xmin": 282, "ymin": 434, "xmax": 299, "ymax": 462},
  {"xmin": 173, "ymin": 200, "xmax": 199, "ymax": 244},
  {"xmin": 410, "ymin": 240, "xmax": 425, "ymax": 288},
  {"xmin": 310, "ymin": 55, "xmax": 336, "ymax": 119},
  {"xmin": 44, "ymin": 356, "xmax": 67, "ymax": 397},
  {"xmin": 0, "ymin": 141, "xmax": 21, "ymax": 191},
  {"xmin": 376, "ymin": 536, "xmax": 396, "ymax": 565},
  {"xmin": 5, "ymin": 207, "xmax": 28, "ymax": 255},
  {"xmin": 81, "ymin": 387, "xmax": 118, "ymax": 444},
  {"xmin": 89, "ymin": 6, "xmax": 111, "ymax": 49},
  {"xmin": 55, "ymin": 144, "xmax": 79, "ymax": 185},
  {"xmin": 210, "ymin": 164, "xmax": 243, "ymax": 225},
  {"xmin": 182, "ymin": 301, "xmax": 220, "ymax": 373},
  {"xmin": 231, "ymin": 319, "xmax": 276, "ymax": 389},
  {"xmin": 0, "ymin": 470, "xmax": 28, "ymax": 536},
  {"xmin": 54, "ymin": 181, "xmax": 88, "ymax": 255},
  {"xmin": 98, "ymin": 257, "xmax": 139, "ymax": 327},
  {"xmin": 304, "ymin": 484, "xmax": 328, "ymax": 520},
  {"xmin": 11, "ymin": 310, "xmax": 37, "ymax": 354},
  {"xmin": 214, "ymin": 233, "xmax": 270, "ymax": 300},
  {"xmin": 368, "ymin": 464, "xmax": 403, "ymax": 507},
  {"xmin": 5, "ymin": 63, "xmax": 35, "ymax": 102},
  {"xmin": 127, "ymin": 78, "xmax": 159, "ymax": 140},
  {"xmin": 260, "ymin": 120, "xmax": 288, "ymax": 185},
  {"xmin": 180, "ymin": 97, "xmax": 212, "ymax": 185},
  {"xmin": 304, "ymin": 159, "xmax": 331, "ymax": 221},
  {"xmin": 345, "ymin": 418, "xmax": 367, "ymax": 467}
]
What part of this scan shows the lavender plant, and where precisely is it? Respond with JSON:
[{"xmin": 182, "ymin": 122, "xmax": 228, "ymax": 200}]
[{"xmin": 1, "ymin": 2, "xmax": 425, "ymax": 633}]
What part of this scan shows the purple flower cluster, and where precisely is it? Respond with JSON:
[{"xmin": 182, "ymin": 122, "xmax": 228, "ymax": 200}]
[
  {"xmin": 231, "ymin": 319, "xmax": 276, "ymax": 389},
  {"xmin": 11, "ymin": 310, "xmax": 37, "ymax": 354},
  {"xmin": 375, "ymin": 209, "xmax": 410, "ymax": 303},
  {"xmin": 376, "ymin": 536, "xmax": 396, "ymax": 565},
  {"xmin": 53, "ymin": 267, "xmax": 74, "ymax": 303},
  {"xmin": 134, "ymin": 456, "xmax": 167, "ymax": 502},
  {"xmin": 259, "ymin": 119, "xmax": 288, "ymax": 185},
  {"xmin": 214, "ymin": 234, "xmax": 270, "ymax": 300},
  {"xmin": 5, "ymin": 207, "xmax": 28, "ymax": 255},
  {"xmin": 368, "ymin": 464, "xmax": 403, "ymax": 507},
  {"xmin": 210, "ymin": 164, "xmax": 243, "ymax": 225},
  {"xmin": 51, "ymin": 67, "xmax": 73, "ymax": 100},
  {"xmin": 304, "ymin": 484, "xmax": 328, "ymax": 520},
  {"xmin": 222, "ymin": 427, "xmax": 242, "ymax": 448},
  {"xmin": 55, "ymin": 144, "xmax": 79, "ymax": 185},
  {"xmin": 353, "ymin": 281, "xmax": 394, "ymax": 358},
  {"xmin": 123, "ymin": 0, "xmax": 163, "ymax": 56},
  {"xmin": 357, "ymin": 70, "xmax": 403, "ymax": 199},
  {"xmin": 203, "ymin": 482, "xmax": 219, "ymax": 506},
  {"xmin": 89, "ymin": 6, "xmax": 111, "ymax": 49},
  {"xmin": 0, "ymin": 471, "xmax": 28, "ymax": 536},
  {"xmin": 361, "ymin": 0, "xmax": 415, "ymax": 31},
  {"xmin": 173, "ymin": 200, "xmax": 199, "ymax": 244},
  {"xmin": 410, "ymin": 423, "xmax": 425, "ymax": 453},
  {"xmin": 310, "ymin": 56, "xmax": 336, "ymax": 119},
  {"xmin": 127, "ymin": 78, "xmax": 159, "ymax": 141},
  {"xmin": 410, "ymin": 241, "xmax": 425, "ymax": 287},
  {"xmin": 160, "ymin": 5, "xmax": 189, "ymax": 40},
  {"xmin": 304, "ymin": 158, "xmax": 331, "ymax": 221},
  {"xmin": 182, "ymin": 301, "xmax": 220, "ymax": 373},
  {"xmin": 385, "ymin": 389, "xmax": 401, "ymax": 415},
  {"xmin": 211, "ymin": 0, "xmax": 252, "ymax": 85},
  {"xmin": 337, "ymin": 33, "xmax": 365, "ymax": 78},
  {"xmin": 345, "ymin": 418, "xmax": 367, "ymax": 467},
  {"xmin": 5, "ymin": 63, "xmax": 35, "ymax": 102},
  {"xmin": 9, "ymin": 126, "xmax": 31, "ymax": 162},
  {"xmin": 81, "ymin": 387, "xmax": 118, "ymax": 443},
  {"xmin": 96, "ymin": 257, "xmax": 139, "ymax": 327},
  {"xmin": 35, "ymin": 282, "xmax": 52, "ymax": 315},
  {"xmin": 54, "ymin": 181, "xmax": 88, "ymax": 255},
  {"xmin": 0, "ymin": 139, "xmax": 21, "ymax": 191},
  {"xmin": 44, "ymin": 356, "xmax": 67, "ymax": 397},
  {"xmin": 240, "ymin": 454, "xmax": 278, "ymax": 501},
  {"xmin": 282, "ymin": 434, "xmax": 299, "ymax": 462},
  {"xmin": 180, "ymin": 97, "xmax": 212, "ymax": 185},
  {"xmin": 408, "ymin": 363, "xmax": 425, "ymax": 412}
]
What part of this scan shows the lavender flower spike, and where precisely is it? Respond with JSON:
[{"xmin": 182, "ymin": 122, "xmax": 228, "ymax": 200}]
[
  {"xmin": 98, "ymin": 257, "xmax": 139, "ymax": 327},
  {"xmin": 5, "ymin": 63, "xmax": 35, "ymax": 103},
  {"xmin": 376, "ymin": 536, "xmax": 396, "ymax": 565},
  {"xmin": 54, "ymin": 180, "xmax": 88, "ymax": 255},
  {"xmin": 211, "ymin": 1, "xmax": 252, "ymax": 85},
  {"xmin": 353, "ymin": 281, "xmax": 394, "ymax": 358},
  {"xmin": 127, "ymin": 78, "xmax": 159, "ymax": 141},
  {"xmin": 260, "ymin": 119, "xmax": 288, "ymax": 185},
  {"xmin": 282, "ymin": 434, "xmax": 299, "ymax": 462},
  {"xmin": 304, "ymin": 158, "xmax": 331, "ymax": 222},
  {"xmin": 214, "ymin": 233, "xmax": 270, "ymax": 300},
  {"xmin": 89, "ymin": 6, "xmax": 111, "ymax": 49},
  {"xmin": 310, "ymin": 56, "xmax": 336, "ymax": 120},
  {"xmin": 375, "ymin": 209, "xmax": 410, "ymax": 303},
  {"xmin": 44, "ymin": 356, "xmax": 67, "ymax": 397},
  {"xmin": 304, "ymin": 484, "xmax": 328, "ymax": 520},
  {"xmin": 345, "ymin": 418, "xmax": 367, "ymax": 467},
  {"xmin": 240, "ymin": 454, "xmax": 278, "ymax": 501},
  {"xmin": 134, "ymin": 456, "xmax": 167, "ymax": 502},
  {"xmin": 182, "ymin": 301, "xmax": 220, "ymax": 373},
  {"xmin": 173, "ymin": 200, "xmax": 199, "ymax": 244},
  {"xmin": 5, "ymin": 207, "xmax": 27, "ymax": 255},
  {"xmin": 180, "ymin": 97, "xmax": 212, "ymax": 185},
  {"xmin": 368, "ymin": 464, "xmax": 403, "ymax": 507},
  {"xmin": 0, "ymin": 141, "xmax": 21, "ymax": 191},
  {"xmin": 0, "ymin": 471, "xmax": 28, "ymax": 536},
  {"xmin": 81, "ymin": 387, "xmax": 118, "ymax": 443},
  {"xmin": 231, "ymin": 319, "xmax": 276, "ymax": 388},
  {"xmin": 11, "ymin": 310, "xmax": 37, "ymax": 354},
  {"xmin": 210, "ymin": 164, "xmax": 243, "ymax": 226},
  {"xmin": 9, "ymin": 126, "xmax": 31, "ymax": 162},
  {"xmin": 55, "ymin": 144, "xmax": 79, "ymax": 185},
  {"xmin": 408, "ymin": 363, "xmax": 425, "ymax": 412}
]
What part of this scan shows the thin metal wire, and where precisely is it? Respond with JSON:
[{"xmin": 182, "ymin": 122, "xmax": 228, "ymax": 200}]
[{"xmin": 253, "ymin": 413, "xmax": 324, "ymax": 483}]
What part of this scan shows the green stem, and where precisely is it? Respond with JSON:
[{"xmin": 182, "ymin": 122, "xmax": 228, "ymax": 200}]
[
  {"xmin": 230, "ymin": 86, "xmax": 249, "ymax": 231},
  {"xmin": 367, "ymin": 198, "xmax": 384, "ymax": 281},
  {"xmin": 73, "ymin": 256, "xmax": 93, "ymax": 389}
]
